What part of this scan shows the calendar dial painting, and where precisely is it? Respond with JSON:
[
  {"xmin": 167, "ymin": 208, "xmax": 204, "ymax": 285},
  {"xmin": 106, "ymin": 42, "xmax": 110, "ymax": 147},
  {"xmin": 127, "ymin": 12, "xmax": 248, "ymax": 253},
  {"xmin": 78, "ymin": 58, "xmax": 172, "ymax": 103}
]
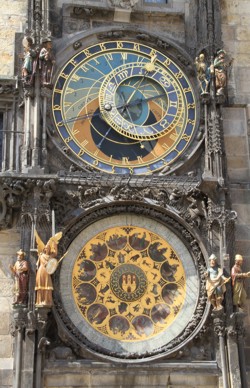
[
  {"xmin": 72, "ymin": 226, "xmax": 186, "ymax": 341},
  {"xmin": 59, "ymin": 215, "xmax": 201, "ymax": 360}
]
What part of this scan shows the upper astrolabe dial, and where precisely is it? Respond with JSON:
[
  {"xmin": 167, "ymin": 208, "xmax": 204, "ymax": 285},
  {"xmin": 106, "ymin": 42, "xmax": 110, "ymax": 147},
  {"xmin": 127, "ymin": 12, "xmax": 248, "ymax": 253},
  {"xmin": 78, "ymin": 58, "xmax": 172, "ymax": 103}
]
[
  {"xmin": 99, "ymin": 62, "xmax": 184, "ymax": 141},
  {"xmin": 52, "ymin": 40, "xmax": 197, "ymax": 175}
]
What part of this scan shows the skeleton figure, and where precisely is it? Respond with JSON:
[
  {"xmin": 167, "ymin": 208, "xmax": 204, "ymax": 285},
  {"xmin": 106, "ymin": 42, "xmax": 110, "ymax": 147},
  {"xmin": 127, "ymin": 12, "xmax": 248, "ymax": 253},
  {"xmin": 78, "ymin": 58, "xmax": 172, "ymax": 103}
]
[{"xmin": 195, "ymin": 53, "xmax": 210, "ymax": 93}]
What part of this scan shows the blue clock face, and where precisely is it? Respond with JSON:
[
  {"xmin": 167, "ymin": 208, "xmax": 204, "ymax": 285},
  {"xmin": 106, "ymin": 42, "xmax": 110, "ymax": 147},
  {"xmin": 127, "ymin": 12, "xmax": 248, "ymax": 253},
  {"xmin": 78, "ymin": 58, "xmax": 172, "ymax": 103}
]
[{"xmin": 52, "ymin": 41, "xmax": 197, "ymax": 175}]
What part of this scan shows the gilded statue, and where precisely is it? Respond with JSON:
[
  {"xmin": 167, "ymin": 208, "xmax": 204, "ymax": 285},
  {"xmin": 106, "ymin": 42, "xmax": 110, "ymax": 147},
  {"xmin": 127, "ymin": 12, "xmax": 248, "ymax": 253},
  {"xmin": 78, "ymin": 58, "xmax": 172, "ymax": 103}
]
[
  {"xmin": 231, "ymin": 254, "xmax": 250, "ymax": 311},
  {"xmin": 9, "ymin": 249, "xmax": 29, "ymax": 305},
  {"xmin": 205, "ymin": 254, "xmax": 230, "ymax": 310},
  {"xmin": 35, "ymin": 230, "xmax": 62, "ymax": 307}
]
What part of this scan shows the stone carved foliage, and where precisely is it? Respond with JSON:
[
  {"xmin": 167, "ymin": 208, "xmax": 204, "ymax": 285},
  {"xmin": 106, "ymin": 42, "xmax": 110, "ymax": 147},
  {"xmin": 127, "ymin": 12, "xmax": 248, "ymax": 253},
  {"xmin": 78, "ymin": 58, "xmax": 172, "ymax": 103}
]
[
  {"xmin": 108, "ymin": 0, "xmax": 139, "ymax": 9},
  {"xmin": 21, "ymin": 179, "xmax": 57, "ymax": 221},
  {"xmin": 109, "ymin": 185, "xmax": 208, "ymax": 229},
  {"xmin": 73, "ymin": 7, "xmax": 94, "ymax": 17},
  {"xmin": 0, "ymin": 83, "xmax": 17, "ymax": 95},
  {"xmin": 0, "ymin": 178, "xmax": 58, "ymax": 230},
  {"xmin": 49, "ymin": 346, "xmax": 75, "ymax": 361},
  {"xmin": 51, "ymin": 183, "xmax": 209, "ymax": 232},
  {"xmin": 10, "ymin": 308, "xmax": 28, "ymax": 337},
  {"xmin": 98, "ymin": 30, "xmax": 124, "ymax": 40},
  {"xmin": 50, "ymin": 190, "xmax": 80, "ymax": 226},
  {"xmin": 207, "ymin": 199, "xmax": 237, "ymax": 229},
  {"xmin": 213, "ymin": 314, "xmax": 226, "ymax": 337},
  {"xmin": 0, "ymin": 179, "xmax": 29, "ymax": 229}
]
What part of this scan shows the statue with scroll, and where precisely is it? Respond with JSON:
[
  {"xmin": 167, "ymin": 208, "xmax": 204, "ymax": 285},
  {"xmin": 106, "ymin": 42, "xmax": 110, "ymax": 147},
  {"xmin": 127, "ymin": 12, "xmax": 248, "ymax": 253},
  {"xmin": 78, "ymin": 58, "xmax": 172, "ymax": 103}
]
[{"xmin": 35, "ymin": 231, "xmax": 62, "ymax": 307}]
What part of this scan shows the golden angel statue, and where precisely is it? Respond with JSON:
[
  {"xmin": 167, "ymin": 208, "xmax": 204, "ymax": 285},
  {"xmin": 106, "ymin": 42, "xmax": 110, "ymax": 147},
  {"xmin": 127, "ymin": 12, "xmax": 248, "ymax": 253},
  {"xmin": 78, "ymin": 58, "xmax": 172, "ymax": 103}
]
[{"xmin": 35, "ymin": 230, "xmax": 62, "ymax": 307}]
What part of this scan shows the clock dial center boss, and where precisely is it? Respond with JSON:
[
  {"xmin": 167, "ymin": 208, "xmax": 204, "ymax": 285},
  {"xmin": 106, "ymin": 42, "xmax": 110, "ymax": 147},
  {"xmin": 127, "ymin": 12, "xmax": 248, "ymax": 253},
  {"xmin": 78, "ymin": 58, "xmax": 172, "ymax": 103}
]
[{"xmin": 52, "ymin": 41, "xmax": 197, "ymax": 174}]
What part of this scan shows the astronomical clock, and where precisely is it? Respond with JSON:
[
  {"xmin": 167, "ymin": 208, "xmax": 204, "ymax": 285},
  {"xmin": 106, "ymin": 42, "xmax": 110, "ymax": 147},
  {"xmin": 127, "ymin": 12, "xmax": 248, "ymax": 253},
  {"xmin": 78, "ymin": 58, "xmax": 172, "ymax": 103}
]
[
  {"xmin": 6, "ymin": 2, "xmax": 242, "ymax": 387},
  {"xmin": 50, "ymin": 37, "xmax": 207, "ymax": 363},
  {"xmin": 52, "ymin": 40, "xmax": 198, "ymax": 175}
]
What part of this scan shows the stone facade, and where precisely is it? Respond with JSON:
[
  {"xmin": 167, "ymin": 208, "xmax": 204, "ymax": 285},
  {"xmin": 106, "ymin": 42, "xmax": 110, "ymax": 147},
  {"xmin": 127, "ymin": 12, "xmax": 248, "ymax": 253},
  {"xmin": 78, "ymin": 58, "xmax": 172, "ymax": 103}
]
[
  {"xmin": 221, "ymin": 1, "xmax": 250, "ymax": 378},
  {"xmin": 0, "ymin": 1, "xmax": 250, "ymax": 387}
]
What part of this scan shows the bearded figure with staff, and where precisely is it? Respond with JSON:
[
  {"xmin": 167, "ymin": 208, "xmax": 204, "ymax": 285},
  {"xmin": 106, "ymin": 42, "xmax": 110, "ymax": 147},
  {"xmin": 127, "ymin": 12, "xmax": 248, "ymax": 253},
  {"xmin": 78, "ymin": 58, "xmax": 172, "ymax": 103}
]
[
  {"xmin": 35, "ymin": 231, "xmax": 65, "ymax": 307},
  {"xmin": 231, "ymin": 254, "xmax": 250, "ymax": 311}
]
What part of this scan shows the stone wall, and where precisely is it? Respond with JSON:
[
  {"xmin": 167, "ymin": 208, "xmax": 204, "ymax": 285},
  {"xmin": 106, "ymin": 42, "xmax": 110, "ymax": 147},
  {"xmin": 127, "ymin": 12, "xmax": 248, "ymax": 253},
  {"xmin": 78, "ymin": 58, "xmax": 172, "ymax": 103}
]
[
  {"xmin": 0, "ymin": 1, "xmax": 27, "ymax": 77},
  {"xmin": 221, "ymin": 0, "xmax": 250, "ymax": 377},
  {"xmin": 43, "ymin": 362, "xmax": 218, "ymax": 388},
  {"xmin": 221, "ymin": 0, "xmax": 250, "ymax": 105}
]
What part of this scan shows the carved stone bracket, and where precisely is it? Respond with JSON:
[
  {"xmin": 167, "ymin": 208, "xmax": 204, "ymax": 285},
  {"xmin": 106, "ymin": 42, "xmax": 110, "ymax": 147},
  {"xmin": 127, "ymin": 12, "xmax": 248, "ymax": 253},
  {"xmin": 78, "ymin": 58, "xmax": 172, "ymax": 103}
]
[
  {"xmin": 11, "ymin": 306, "xmax": 29, "ymax": 334},
  {"xmin": 0, "ymin": 81, "xmax": 18, "ymax": 97},
  {"xmin": 207, "ymin": 201, "xmax": 237, "ymax": 229},
  {"xmin": 228, "ymin": 312, "xmax": 246, "ymax": 341},
  {"xmin": 0, "ymin": 177, "xmax": 58, "ymax": 230},
  {"xmin": 0, "ymin": 178, "xmax": 31, "ymax": 229},
  {"xmin": 21, "ymin": 178, "xmax": 57, "ymax": 221},
  {"xmin": 36, "ymin": 307, "xmax": 50, "ymax": 328},
  {"xmin": 212, "ymin": 312, "xmax": 226, "ymax": 337}
]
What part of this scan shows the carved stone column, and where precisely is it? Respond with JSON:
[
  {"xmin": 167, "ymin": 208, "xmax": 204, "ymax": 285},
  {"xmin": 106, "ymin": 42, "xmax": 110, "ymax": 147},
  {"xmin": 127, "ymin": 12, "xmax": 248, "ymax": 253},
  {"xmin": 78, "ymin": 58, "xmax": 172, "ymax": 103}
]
[
  {"xmin": 35, "ymin": 307, "xmax": 51, "ymax": 388},
  {"xmin": 228, "ymin": 313, "xmax": 248, "ymax": 388},
  {"xmin": 213, "ymin": 313, "xmax": 230, "ymax": 388},
  {"xmin": 12, "ymin": 307, "xmax": 27, "ymax": 388}
]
